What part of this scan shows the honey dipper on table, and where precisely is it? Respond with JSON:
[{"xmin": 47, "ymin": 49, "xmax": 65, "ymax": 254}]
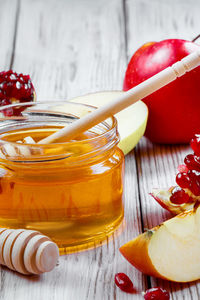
[{"xmin": 0, "ymin": 228, "xmax": 59, "ymax": 275}]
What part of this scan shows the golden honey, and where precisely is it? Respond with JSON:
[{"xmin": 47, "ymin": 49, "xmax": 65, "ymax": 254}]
[{"xmin": 0, "ymin": 102, "xmax": 124, "ymax": 254}]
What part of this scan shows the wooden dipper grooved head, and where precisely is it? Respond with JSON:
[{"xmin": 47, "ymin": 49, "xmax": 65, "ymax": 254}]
[
  {"xmin": 3, "ymin": 229, "xmax": 25, "ymax": 270},
  {"xmin": 0, "ymin": 228, "xmax": 7, "ymax": 235},
  {"xmin": 23, "ymin": 234, "xmax": 54, "ymax": 275},
  {"xmin": 0, "ymin": 229, "xmax": 14, "ymax": 265},
  {"xmin": 0, "ymin": 228, "xmax": 59, "ymax": 275},
  {"xmin": 11, "ymin": 230, "xmax": 40, "ymax": 275},
  {"xmin": 35, "ymin": 241, "xmax": 59, "ymax": 273}
]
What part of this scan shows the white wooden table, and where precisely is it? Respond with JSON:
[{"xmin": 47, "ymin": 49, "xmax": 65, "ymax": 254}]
[{"xmin": 1, "ymin": 0, "xmax": 200, "ymax": 299}]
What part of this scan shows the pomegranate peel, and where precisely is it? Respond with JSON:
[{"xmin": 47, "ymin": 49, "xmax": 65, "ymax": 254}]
[{"xmin": 150, "ymin": 187, "xmax": 196, "ymax": 215}]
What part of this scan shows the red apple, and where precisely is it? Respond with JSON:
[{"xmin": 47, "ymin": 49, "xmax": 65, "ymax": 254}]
[{"xmin": 123, "ymin": 39, "xmax": 200, "ymax": 144}]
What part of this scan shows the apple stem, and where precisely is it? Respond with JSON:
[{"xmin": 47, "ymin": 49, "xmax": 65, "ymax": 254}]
[{"xmin": 192, "ymin": 34, "xmax": 200, "ymax": 43}]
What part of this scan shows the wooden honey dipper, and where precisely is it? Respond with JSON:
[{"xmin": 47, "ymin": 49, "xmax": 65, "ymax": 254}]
[
  {"xmin": 1, "ymin": 50, "xmax": 200, "ymax": 154},
  {"xmin": 0, "ymin": 228, "xmax": 59, "ymax": 275},
  {"xmin": 38, "ymin": 50, "xmax": 200, "ymax": 144},
  {"xmin": 0, "ymin": 136, "xmax": 36, "ymax": 159}
]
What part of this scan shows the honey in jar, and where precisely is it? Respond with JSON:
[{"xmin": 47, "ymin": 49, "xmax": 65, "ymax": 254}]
[{"xmin": 0, "ymin": 102, "xmax": 124, "ymax": 254}]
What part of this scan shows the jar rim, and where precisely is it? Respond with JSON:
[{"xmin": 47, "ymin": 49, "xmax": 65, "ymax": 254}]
[{"xmin": 0, "ymin": 101, "xmax": 119, "ymax": 163}]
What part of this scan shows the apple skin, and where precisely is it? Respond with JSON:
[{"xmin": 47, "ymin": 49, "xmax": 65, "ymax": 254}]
[
  {"xmin": 120, "ymin": 206, "xmax": 200, "ymax": 282},
  {"xmin": 123, "ymin": 39, "xmax": 200, "ymax": 144},
  {"xmin": 120, "ymin": 228, "xmax": 164, "ymax": 279}
]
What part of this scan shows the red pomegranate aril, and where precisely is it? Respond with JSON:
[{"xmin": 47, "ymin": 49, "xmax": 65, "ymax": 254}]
[
  {"xmin": 176, "ymin": 172, "xmax": 190, "ymax": 189},
  {"xmin": 187, "ymin": 169, "xmax": 200, "ymax": 179},
  {"xmin": 2, "ymin": 107, "xmax": 14, "ymax": 117},
  {"xmin": 191, "ymin": 135, "xmax": 200, "ymax": 156},
  {"xmin": 144, "ymin": 287, "xmax": 170, "ymax": 300},
  {"xmin": 184, "ymin": 154, "xmax": 200, "ymax": 171},
  {"xmin": 189, "ymin": 181, "xmax": 200, "ymax": 196},
  {"xmin": 0, "ymin": 98, "xmax": 14, "ymax": 116},
  {"xmin": 0, "ymin": 99, "xmax": 11, "ymax": 106},
  {"xmin": 170, "ymin": 187, "xmax": 190, "ymax": 204},
  {"xmin": 177, "ymin": 164, "xmax": 188, "ymax": 173},
  {"xmin": 187, "ymin": 170, "xmax": 200, "ymax": 196},
  {"xmin": 114, "ymin": 273, "xmax": 134, "ymax": 293}
]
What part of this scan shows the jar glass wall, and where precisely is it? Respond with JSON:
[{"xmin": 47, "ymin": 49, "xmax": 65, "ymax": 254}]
[{"xmin": 0, "ymin": 101, "xmax": 124, "ymax": 254}]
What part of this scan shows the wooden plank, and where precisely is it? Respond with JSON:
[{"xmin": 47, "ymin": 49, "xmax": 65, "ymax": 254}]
[
  {"xmin": 1, "ymin": 0, "xmax": 145, "ymax": 299},
  {"xmin": 0, "ymin": 0, "xmax": 20, "ymax": 294},
  {"xmin": 126, "ymin": 0, "xmax": 200, "ymax": 59},
  {"xmin": 0, "ymin": 0, "xmax": 18, "ymax": 69},
  {"xmin": 126, "ymin": 0, "xmax": 200, "ymax": 298},
  {"xmin": 11, "ymin": 0, "xmax": 127, "ymax": 100}
]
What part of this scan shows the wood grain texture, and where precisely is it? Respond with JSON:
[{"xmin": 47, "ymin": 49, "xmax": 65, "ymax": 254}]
[
  {"xmin": 126, "ymin": 0, "xmax": 200, "ymax": 58},
  {"xmin": 12, "ymin": 0, "xmax": 127, "ymax": 100},
  {"xmin": 0, "ymin": 0, "xmax": 18, "ymax": 70},
  {"xmin": 126, "ymin": 0, "xmax": 200, "ymax": 298}
]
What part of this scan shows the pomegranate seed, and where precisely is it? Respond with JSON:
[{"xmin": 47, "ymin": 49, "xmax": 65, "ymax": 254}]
[
  {"xmin": 184, "ymin": 154, "xmax": 200, "ymax": 171},
  {"xmin": 170, "ymin": 187, "xmax": 190, "ymax": 204},
  {"xmin": 144, "ymin": 287, "xmax": 170, "ymax": 300},
  {"xmin": 114, "ymin": 273, "xmax": 134, "ymax": 293},
  {"xmin": 0, "ymin": 99, "xmax": 11, "ymax": 106},
  {"xmin": 191, "ymin": 135, "xmax": 200, "ymax": 156},
  {"xmin": 177, "ymin": 164, "xmax": 188, "ymax": 173},
  {"xmin": 176, "ymin": 172, "xmax": 190, "ymax": 189},
  {"xmin": 187, "ymin": 169, "xmax": 200, "ymax": 179},
  {"xmin": 2, "ymin": 107, "xmax": 14, "ymax": 117},
  {"xmin": 187, "ymin": 170, "xmax": 200, "ymax": 196},
  {"xmin": 189, "ymin": 182, "xmax": 200, "ymax": 196}
]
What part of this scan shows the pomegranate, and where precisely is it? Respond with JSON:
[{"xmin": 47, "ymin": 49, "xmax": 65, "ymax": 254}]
[
  {"xmin": 151, "ymin": 135, "xmax": 200, "ymax": 214},
  {"xmin": 0, "ymin": 70, "xmax": 35, "ymax": 116}
]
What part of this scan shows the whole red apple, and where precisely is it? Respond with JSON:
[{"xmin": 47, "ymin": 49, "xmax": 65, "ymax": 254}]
[{"xmin": 123, "ymin": 39, "xmax": 200, "ymax": 144}]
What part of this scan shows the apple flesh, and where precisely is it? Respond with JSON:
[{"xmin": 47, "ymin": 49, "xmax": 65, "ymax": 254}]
[
  {"xmin": 54, "ymin": 91, "xmax": 148, "ymax": 155},
  {"xmin": 120, "ymin": 205, "xmax": 200, "ymax": 282},
  {"xmin": 123, "ymin": 39, "xmax": 200, "ymax": 144}
]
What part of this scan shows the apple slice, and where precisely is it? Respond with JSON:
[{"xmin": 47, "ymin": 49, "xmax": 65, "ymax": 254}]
[
  {"xmin": 54, "ymin": 91, "xmax": 148, "ymax": 155},
  {"xmin": 120, "ymin": 205, "xmax": 200, "ymax": 282}
]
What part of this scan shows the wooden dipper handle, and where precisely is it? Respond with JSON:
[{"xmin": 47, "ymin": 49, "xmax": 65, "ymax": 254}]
[
  {"xmin": 0, "ymin": 228, "xmax": 59, "ymax": 275},
  {"xmin": 38, "ymin": 50, "xmax": 200, "ymax": 144},
  {"xmin": 2, "ymin": 51, "xmax": 200, "ymax": 157}
]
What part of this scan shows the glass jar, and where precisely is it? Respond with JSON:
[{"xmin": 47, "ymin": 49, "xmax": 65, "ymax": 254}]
[{"xmin": 0, "ymin": 101, "xmax": 124, "ymax": 254}]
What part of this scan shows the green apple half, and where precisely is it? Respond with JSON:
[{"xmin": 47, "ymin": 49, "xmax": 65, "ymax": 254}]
[{"xmin": 54, "ymin": 91, "xmax": 148, "ymax": 155}]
